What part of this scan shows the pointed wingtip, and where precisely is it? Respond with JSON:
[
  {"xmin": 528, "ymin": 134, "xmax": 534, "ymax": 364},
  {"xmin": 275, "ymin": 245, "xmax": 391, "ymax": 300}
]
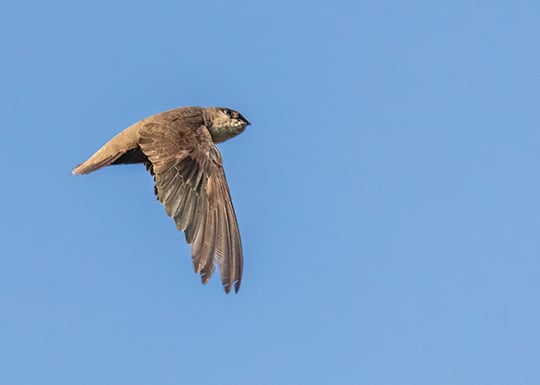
[
  {"xmin": 72, "ymin": 164, "xmax": 86, "ymax": 175},
  {"xmin": 222, "ymin": 280, "xmax": 240, "ymax": 294}
]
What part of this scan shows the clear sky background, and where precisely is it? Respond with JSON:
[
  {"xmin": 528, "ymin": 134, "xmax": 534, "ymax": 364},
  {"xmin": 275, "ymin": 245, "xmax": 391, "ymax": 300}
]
[{"xmin": 1, "ymin": 1, "xmax": 539, "ymax": 384}]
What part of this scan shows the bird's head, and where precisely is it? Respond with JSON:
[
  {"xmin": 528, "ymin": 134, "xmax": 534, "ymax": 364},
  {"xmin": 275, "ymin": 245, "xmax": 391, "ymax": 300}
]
[{"xmin": 204, "ymin": 107, "xmax": 251, "ymax": 143}]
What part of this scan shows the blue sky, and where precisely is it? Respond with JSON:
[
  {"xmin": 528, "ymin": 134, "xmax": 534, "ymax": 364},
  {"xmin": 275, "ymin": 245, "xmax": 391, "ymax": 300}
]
[{"xmin": 1, "ymin": 0, "xmax": 539, "ymax": 384}]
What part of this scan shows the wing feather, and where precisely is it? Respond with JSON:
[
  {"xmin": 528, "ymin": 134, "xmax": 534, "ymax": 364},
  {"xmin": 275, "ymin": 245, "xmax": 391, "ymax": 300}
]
[{"xmin": 138, "ymin": 121, "xmax": 243, "ymax": 293}]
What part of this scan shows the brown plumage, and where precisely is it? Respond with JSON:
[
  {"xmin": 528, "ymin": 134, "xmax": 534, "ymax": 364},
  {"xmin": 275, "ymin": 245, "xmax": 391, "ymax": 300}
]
[{"xmin": 73, "ymin": 106, "xmax": 250, "ymax": 293}]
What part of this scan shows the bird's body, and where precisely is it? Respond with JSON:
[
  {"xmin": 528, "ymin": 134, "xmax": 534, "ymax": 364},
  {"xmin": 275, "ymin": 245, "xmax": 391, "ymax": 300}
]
[{"xmin": 73, "ymin": 106, "xmax": 250, "ymax": 293}]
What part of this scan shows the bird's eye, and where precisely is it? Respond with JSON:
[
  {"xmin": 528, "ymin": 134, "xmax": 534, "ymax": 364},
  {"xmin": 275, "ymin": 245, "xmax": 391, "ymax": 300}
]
[{"xmin": 222, "ymin": 109, "xmax": 232, "ymax": 117}]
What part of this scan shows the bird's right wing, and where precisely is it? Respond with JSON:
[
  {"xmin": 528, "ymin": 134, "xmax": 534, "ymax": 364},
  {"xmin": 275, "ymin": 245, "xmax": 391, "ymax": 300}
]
[{"xmin": 72, "ymin": 123, "xmax": 142, "ymax": 175}]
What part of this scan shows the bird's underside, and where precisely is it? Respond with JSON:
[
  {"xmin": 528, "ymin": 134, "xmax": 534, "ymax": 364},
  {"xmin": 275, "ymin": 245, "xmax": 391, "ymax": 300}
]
[{"xmin": 73, "ymin": 106, "xmax": 250, "ymax": 293}]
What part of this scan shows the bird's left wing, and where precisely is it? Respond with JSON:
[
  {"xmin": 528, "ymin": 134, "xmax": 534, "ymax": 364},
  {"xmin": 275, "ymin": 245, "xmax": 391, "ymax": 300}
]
[{"xmin": 139, "ymin": 122, "xmax": 243, "ymax": 293}]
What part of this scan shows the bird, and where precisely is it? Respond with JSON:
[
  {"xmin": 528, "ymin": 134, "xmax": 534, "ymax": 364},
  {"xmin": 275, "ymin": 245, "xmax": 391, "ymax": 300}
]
[{"xmin": 73, "ymin": 106, "xmax": 251, "ymax": 293}]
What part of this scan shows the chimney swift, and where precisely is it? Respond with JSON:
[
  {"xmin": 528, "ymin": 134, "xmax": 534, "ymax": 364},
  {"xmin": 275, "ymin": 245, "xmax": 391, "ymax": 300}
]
[{"xmin": 73, "ymin": 106, "xmax": 251, "ymax": 293}]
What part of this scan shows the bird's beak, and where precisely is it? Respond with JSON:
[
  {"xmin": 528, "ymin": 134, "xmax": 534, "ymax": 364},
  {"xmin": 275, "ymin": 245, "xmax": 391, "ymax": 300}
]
[{"xmin": 239, "ymin": 114, "xmax": 251, "ymax": 126}]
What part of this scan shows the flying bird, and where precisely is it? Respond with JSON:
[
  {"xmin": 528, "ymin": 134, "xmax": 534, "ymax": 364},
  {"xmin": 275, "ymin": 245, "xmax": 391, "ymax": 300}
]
[{"xmin": 73, "ymin": 106, "xmax": 250, "ymax": 293}]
